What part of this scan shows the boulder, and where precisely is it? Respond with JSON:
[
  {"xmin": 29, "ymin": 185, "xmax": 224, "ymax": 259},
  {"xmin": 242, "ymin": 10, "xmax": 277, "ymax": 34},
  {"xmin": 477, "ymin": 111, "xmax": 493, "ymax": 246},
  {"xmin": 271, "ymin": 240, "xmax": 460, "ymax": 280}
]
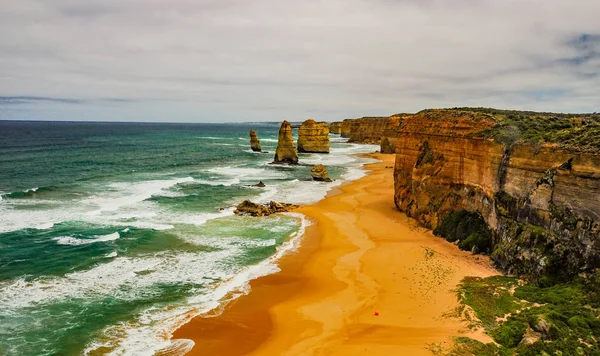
[
  {"xmin": 249, "ymin": 129, "xmax": 262, "ymax": 152},
  {"xmin": 273, "ymin": 120, "xmax": 299, "ymax": 164},
  {"xmin": 298, "ymin": 119, "xmax": 330, "ymax": 153},
  {"xmin": 311, "ymin": 164, "xmax": 332, "ymax": 182},
  {"xmin": 234, "ymin": 200, "xmax": 298, "ymax": 216}
]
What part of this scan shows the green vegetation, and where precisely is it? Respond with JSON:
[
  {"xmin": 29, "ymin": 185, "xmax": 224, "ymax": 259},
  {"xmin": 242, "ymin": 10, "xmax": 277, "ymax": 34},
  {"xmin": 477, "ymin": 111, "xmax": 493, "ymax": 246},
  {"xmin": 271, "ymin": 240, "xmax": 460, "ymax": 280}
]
[
  {"xmin": 420, "ymin": 107, "xmax": 600, "ymax": 152},
  {"xmin": 447, "ymin": 275, "xmax": 600, "ymax": 356},
  {"xmin": 433, "ymin": 211, "xmax": 493, "ymax": 254}
]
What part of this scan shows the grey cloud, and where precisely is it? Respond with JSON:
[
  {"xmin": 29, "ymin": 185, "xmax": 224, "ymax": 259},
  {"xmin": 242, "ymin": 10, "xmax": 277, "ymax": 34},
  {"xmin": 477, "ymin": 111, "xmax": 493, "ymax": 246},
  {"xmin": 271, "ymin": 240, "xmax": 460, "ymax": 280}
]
[{"xmin": 0, "ymin": 0, "xmax": 599, "ymax": 122}]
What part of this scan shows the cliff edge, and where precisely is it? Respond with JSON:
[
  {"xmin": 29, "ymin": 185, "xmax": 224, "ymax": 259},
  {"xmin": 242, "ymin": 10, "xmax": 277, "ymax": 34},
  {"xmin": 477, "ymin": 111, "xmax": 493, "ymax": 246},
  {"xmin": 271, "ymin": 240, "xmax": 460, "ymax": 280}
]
[{"xmin": 393, "ymin": 108, "xmax": 600, "ymax": 282}]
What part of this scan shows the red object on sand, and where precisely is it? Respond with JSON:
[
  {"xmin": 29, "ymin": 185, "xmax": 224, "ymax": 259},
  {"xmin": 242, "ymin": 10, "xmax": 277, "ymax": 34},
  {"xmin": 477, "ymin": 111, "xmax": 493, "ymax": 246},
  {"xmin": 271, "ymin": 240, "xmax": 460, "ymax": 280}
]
[{"xmin": 374, "ymin": 311, "xmax": 379, "ymax": 316}]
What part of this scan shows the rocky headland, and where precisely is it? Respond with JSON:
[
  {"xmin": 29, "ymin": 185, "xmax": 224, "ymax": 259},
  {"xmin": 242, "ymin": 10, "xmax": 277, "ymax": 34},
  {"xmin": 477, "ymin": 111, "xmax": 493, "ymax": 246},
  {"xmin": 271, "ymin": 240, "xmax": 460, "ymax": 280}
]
[
  {"xmin": 390, "ymin": 108, "xmax": 600, "ymax": 282},
  {"xmin": 297, "ymin": 119, "xmax": 330, "ymax": 153}
]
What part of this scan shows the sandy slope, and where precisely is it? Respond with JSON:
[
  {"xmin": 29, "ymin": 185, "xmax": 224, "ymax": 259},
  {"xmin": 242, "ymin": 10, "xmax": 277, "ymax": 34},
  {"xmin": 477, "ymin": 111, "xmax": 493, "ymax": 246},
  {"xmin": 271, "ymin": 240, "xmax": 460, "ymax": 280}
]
[{"xmin": 171, "ymin": 153, "xmax": 497, "ymax": 356}]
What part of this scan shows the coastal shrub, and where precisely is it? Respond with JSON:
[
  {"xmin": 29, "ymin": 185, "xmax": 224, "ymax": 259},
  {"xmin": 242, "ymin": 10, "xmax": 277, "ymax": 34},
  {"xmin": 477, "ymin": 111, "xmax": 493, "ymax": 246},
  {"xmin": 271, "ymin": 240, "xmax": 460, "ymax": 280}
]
[
  {"xmin": 457, "ymin": 276, "xmax": 521, "ymax": 329},
  {"xmin": 453, "ymin": 276, "xmax": 600, "ymax": 356},
  {"xmin": 434, "ymin": 211, "xmax": 493, "ymax": 254},
  {"xmin": 445, "ymin": 337, "xmax": 505, "ymax": 356},
  {"xmin": 458, "ymin": 232, "xmax": 492, "ymax": 254},
  {"xmin": 492, "ymin": 319, "xmax": 527, "ymax": 348},
  {"xmin": 442, "ymin": 107, "xmax": 600, "ymax": 152}
]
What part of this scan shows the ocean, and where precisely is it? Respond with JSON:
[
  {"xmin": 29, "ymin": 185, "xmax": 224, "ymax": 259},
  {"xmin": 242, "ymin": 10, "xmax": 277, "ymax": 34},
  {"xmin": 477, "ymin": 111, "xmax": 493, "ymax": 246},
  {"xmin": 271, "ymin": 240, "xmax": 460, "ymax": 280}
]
[{"xmin": 0, "ymin": 121, "xmax": 377, "ymax": 355}]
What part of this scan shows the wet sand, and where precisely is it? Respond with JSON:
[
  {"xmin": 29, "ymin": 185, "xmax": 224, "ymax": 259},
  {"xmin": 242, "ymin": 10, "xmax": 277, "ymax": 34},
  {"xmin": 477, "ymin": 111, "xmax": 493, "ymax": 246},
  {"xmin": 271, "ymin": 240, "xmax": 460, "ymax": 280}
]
[{"xmin": 171, "ymin": 153, "xmax": 498, "ymax": 355}]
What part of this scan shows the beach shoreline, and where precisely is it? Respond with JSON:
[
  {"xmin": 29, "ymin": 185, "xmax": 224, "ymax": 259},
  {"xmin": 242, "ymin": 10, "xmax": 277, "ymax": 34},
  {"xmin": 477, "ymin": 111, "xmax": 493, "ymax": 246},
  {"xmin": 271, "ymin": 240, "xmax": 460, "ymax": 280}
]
[{"xmin": 170, "ymin": 153, "xmax": 499, "ymax": 355}]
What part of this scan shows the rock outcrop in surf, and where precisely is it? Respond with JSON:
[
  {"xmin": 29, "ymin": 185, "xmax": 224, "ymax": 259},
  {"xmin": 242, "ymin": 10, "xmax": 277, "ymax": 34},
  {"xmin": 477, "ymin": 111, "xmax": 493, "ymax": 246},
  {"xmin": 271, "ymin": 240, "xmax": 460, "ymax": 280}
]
[
  {"xmin": 234, "ymin": 200, "xmax": 299, "ymax": 216},
  {"xmin": 249, "ymin": 130, "xmax": 262, "ymax": 152},
  {"xmin": 298, "ymin": 119, "xmax": 330, "ymax": 153},
  {"xmin": 273, "ymin": 120, "xmax": 299, "ymax": 164},
  {"xmin": 311, "ymin": 164, "xmax": 332, "ymax": 182}
]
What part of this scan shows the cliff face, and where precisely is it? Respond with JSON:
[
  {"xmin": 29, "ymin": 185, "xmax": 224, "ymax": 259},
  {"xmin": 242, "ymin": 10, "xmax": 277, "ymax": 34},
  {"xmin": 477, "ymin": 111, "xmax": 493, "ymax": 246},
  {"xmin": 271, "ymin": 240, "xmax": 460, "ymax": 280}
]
[
  {"xmin": 380, "ymin": 116, "xmax": 403, "ymax": 154},
  {"xmin": 297, "ymin": 119, "xmax": 330, "ymax": 153},
  {"xmin": 341, "ymin": 119, "xmax": 353, "ymax": 138},
  {"xmin": 329, "ymin": 122, "xmax": 342, "ymax": 134},
  {"xmin": 393, "ymin": 109, "xmax": 600, "ymax": 281},
  {"xmin": 249, "ymin": 130, "xmax": 261, "ymax": 152},
  {"xmin": 347, "ymin": 117, "xmax": 390, "ymax": 144},
  {"xmin": 273, "ymin": 120, "xmax": 298, "ymax": 164}
]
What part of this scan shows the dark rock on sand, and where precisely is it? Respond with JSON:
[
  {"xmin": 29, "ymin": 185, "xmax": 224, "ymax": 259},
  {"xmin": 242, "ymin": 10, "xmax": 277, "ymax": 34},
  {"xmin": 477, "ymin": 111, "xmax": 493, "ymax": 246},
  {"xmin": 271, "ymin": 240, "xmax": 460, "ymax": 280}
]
[{"xmin": 234, "ymin": 200, "xmax": 298, "ymax": 217}]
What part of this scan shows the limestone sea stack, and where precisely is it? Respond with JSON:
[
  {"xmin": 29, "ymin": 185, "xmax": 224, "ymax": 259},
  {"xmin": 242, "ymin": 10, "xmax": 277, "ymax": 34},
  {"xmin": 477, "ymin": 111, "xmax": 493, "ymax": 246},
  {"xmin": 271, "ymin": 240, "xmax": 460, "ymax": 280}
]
[
  {"xmin": 297, "ymin": 119, "xmax": 330, "ymax": 153},
  {"xmin": 311, "ymin": 164, "xmax": 332, "ymax": 182},
  {"xmin": 273, "ymin": 120, "xmax": 299, "ymax": 164},
  {"xmin": 329, "ymin": 122, "xmax": 342, "ymax": 134},
  {"xmin": 249, "ymin": 130, "xmax": 262, "ymax": 152}
]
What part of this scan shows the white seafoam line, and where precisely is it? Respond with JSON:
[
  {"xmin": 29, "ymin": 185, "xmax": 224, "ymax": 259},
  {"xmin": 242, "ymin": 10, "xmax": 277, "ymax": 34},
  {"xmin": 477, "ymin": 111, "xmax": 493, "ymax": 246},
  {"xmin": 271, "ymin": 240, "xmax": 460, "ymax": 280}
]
[
  {"xmin": 0, "ymin": 140, "xmax": 379, "ymax": 355},
  {"xmin": 84, "ymin": 146, "xmax": 380, "ymax": 355},
  {"xmin": 82, "ymin": 213, "xmax": 310, "ymax": 356}
]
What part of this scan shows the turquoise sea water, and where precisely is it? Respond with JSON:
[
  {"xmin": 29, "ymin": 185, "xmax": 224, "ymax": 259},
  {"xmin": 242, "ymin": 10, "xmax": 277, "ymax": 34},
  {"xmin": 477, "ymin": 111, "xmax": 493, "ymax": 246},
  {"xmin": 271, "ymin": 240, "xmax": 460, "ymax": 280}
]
[{"xmin": 0, "ymin": 121, "xmax": 377, "ymax": 355}]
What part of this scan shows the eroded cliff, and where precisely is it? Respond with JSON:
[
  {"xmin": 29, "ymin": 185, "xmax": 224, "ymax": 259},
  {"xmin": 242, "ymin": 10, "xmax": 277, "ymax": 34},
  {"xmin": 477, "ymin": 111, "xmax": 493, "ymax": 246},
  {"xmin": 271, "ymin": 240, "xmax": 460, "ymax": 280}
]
[
  {"xmin": 347, "ymin": 117, "xmax": 390, "ymax": 144},
  {"xmin": 393, "ymin": 109, "xmax": 600, "ymax": 282}
]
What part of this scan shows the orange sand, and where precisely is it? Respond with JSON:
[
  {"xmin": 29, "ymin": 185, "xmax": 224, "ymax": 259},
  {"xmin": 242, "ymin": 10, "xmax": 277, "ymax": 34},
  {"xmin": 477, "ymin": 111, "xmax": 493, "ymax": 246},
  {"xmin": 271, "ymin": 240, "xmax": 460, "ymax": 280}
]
[{"xmin": 171, "ymin": 153, "xmax": 498, "ymax": 355}]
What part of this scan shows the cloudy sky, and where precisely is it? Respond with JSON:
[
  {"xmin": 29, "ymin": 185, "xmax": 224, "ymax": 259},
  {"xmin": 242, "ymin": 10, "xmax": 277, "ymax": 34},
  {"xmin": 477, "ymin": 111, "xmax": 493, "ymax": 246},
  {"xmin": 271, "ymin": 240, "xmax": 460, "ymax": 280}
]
[{"xmin": 0, "ymin": 0, "xmax": 599, "ymax": 122}]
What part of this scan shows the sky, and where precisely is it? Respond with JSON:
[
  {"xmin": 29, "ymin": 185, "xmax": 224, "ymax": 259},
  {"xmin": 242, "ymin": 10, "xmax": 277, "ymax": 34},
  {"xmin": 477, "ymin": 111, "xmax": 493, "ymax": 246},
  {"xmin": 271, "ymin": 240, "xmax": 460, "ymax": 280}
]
[{"xmin": 0, "ymin": 0, "xmax": 599, "ymax": 122}]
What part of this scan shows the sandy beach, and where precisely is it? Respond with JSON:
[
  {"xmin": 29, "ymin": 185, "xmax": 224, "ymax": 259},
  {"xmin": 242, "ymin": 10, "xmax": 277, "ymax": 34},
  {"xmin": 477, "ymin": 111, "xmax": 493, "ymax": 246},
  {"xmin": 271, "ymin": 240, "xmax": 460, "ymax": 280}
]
[{"xmin": 172, "ymin": 153, "xmax": 498, "ymax": 355}]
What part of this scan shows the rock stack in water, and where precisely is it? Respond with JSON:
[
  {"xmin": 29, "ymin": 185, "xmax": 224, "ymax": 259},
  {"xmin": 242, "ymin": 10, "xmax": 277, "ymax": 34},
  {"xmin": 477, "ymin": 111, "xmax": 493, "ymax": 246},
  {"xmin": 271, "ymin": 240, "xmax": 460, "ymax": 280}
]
[
  {"xmin": 249, "ymin": 130, "xmax": 262, "ymax": 152},
  {"xmin": 273, "ymin": 120, "xmax": 298, "ymax": 164},
  {"xmin": 329, "ymin": 122, "xmax": 342, "ymax": 134},
  {"xmin": 297, "ymin": 119, "xmax": 330, "ymax": 153},
  {"xmin": 311, "ymin": 164, "xmax": 332, "ymax": 182}
]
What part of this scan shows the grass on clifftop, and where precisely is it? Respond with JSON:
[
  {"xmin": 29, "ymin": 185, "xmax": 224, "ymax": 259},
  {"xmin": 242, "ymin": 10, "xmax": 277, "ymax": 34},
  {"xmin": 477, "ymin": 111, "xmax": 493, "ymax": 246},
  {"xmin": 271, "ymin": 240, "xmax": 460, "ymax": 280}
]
[
  {"xmin": 436, "ymin": 275, "xmax": 600, "ymax": 356},
  {"xmin": 420, "ymin": 107, "xmax": 600, "ymax": 152}
]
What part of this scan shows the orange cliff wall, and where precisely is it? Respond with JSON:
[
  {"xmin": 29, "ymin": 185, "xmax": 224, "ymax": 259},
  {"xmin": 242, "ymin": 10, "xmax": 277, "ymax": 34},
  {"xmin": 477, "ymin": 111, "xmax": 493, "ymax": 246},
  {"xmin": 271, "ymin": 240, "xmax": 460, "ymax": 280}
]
[
  {"xmin": 380, "ymin": 115, "xmax": 405, "ymax": 154},
  {"xmin": 347, "ymin": 117, "xmax": 390, "ymax": 144},
  {"xmin": 340, "ymin": 119, "xmax": 353, "ymax": 138},
  {"xmin": 392, "ymin": 109, "xmax": 600, "ymax": 280}
]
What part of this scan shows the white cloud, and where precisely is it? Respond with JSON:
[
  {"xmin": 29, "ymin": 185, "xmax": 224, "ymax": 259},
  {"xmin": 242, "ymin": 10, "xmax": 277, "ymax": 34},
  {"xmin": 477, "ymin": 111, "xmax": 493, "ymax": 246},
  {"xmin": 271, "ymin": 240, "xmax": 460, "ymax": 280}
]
[{"xmin": 0, "ymin": 0, "xmax": 599, "ymax": 121}]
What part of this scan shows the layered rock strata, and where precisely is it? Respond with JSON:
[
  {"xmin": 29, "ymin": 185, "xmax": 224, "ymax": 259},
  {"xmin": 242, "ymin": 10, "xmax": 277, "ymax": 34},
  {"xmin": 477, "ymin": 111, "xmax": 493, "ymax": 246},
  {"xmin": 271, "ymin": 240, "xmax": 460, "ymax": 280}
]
[
  {"xmin": 273, "ymin": 120, "xmax": 299, "ymax": 164},
  {"xmin": 380, "ymin": 115, "xmax": 404, "ymax": 154},
  {"xmin": 249, "ymin": 129, "xmax": 261, "ymax": 152},
  {"xmin": 297, "ymin": 119, "xmax": 330, "ymax": 153},
  {"xmin": 341, "ymin": 119, "xmax": 353, "ymax": 138},
  {"xmin": 329, "ymin": 122, "xmax": 342, "ymax": 134},
  {"xmin": 392, "ymin": 109, "xmax": 600, "ymax": 281},
  {"xmin": 347, "ymin": 117, "xmax": 390, "ymax": 144}
]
